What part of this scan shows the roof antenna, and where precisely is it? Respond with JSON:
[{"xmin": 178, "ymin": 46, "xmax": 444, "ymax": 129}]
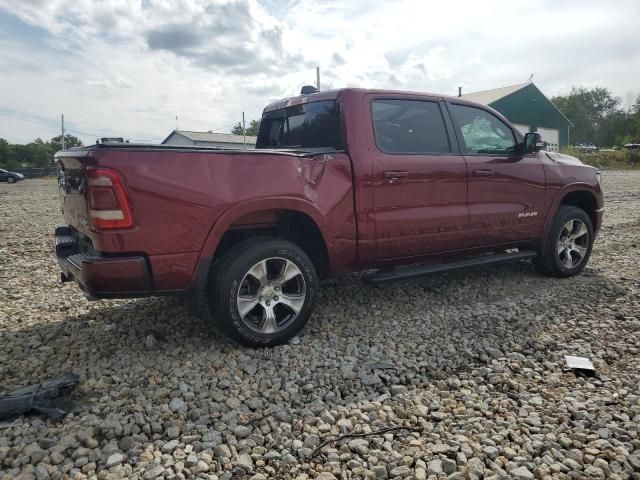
[
  {"xmin": 527, "ymin": 73, "xmax": 534, "ymax": 83},
  {"xmin": 458, "ymin": 86, "xmax": 462, "ymax": 97}
]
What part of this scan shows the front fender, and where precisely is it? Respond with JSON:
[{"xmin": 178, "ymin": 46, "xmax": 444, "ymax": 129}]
[{"xmin": 542, "ymin": 182, "xmax": 604, "ymax": 240}]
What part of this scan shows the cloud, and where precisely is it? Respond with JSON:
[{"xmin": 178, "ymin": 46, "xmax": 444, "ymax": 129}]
[
  {"xmin": 245, "ymin": 81, "xmax": 285, "ymax": 97},
  {"xmin": 331, "ymin": 52, "xmax": 345, "ymax": 66},
  {"xmin": 143, "ymin": 2, "xmax": 303, "ymax": 74},
  {"xmin": 145, "ymin": 1, "xmax": 256, "ymax": 55},
  {"xmin": 146, "ymin": 23, "xmax": 203, "ymax": 51},
  {"xmin": 0, "ymin": 0, "xmax": 638, "ymax": 144}
]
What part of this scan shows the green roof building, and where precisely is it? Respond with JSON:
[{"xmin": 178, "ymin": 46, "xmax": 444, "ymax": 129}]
[{"xmin": 461, "ymin": 82, "xmax": 573, "ymax": 151}]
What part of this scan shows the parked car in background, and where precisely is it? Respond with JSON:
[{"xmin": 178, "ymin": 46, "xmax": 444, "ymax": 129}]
[
  {"xmin": 575, "ymin": 144, "xmax": 598, "ymax": 153},
  {"xmin": 54, "ymin": 87, "xmax": 604, "ymax": 347},
  {"xmin": 624, "ymin": 142, "xmax": 640, "ymax": 150},
  {"xmin": 0, "ymin": 169, "xmax": 24, "ymax": 183}
]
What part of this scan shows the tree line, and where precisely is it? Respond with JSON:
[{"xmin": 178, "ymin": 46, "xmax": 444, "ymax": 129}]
[
  {"xmin": 0, "ymin": 135, "xmax": 83, "ymax": 170},
  {"xmin": 551, "ymin": 87, "xmax": 640, "ymax": 147},
  {"xmin": 231, "ymin": 119, "xmax": 260, "ymax": 137}
]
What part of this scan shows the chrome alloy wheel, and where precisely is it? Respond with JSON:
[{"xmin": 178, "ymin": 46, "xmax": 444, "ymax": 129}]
[
  {"xmin": 236, "ymin": 257, "xmax": 306, "ymax": 334},
  {"xmin": 556, "ymin": 219, "xmax": 590, "ymax": 269}
]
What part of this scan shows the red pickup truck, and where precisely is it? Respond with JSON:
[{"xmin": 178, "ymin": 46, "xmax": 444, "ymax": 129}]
[{"xmin": 55, "ymin": 88, "xmax": 603, "ymax": 346}]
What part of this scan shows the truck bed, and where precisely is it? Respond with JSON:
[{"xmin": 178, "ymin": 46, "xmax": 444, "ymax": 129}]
[{"xmin": 55, "ymin": 143, "xmax": 358, "ymax": 296}]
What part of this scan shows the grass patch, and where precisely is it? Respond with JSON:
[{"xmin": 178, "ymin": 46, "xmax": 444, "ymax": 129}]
[{"xmin": 562, "ymin": 149, "xmax": 640, "ymax": 170}]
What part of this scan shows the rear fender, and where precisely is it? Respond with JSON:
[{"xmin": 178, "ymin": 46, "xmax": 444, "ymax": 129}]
[{"xmin": 193, "ymin": 197, "xmax": 328, "ymax": 279}]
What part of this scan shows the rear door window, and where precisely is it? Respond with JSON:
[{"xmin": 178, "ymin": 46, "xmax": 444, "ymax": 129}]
[
  {"xmin": 449, "ymin": 104, "xmax": 518, "ymax": 154},
  {"xmin": 256, "ymin": 100, "xmax": 343, "ymax": 149},
  {"xmin": 371, "ymin": 99, "xmax": 451, "ymax": 154}
]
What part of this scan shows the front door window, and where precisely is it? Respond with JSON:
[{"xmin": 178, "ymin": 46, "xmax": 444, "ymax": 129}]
[{"xmin": 449, "ymin": 104, "xmax": 518, "ymax": 154}]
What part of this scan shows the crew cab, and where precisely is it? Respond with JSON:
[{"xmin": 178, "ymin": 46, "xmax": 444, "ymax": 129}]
[{"xmin": 55, "ymin": 88, "xmax": 603, "ymax": 347}]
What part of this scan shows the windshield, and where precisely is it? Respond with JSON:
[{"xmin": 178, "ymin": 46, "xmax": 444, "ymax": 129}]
[{"xmin": 256, "ymin": 100, "xmax": 343, "ymax": 149}]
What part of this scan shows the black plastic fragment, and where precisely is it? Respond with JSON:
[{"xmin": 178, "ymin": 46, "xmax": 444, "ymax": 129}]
[{"xmin": 0, "ymin": 372, "xmax": 79, "ymax": 420}]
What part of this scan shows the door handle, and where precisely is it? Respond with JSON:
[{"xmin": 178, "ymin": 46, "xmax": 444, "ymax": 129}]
[
  {"xmin": 472, "ymin": 169, "xmax": 494, "ymax": 176},
  {"xmin": 384, "ymin": 171, "xmax": 409, "ymax": 181}
]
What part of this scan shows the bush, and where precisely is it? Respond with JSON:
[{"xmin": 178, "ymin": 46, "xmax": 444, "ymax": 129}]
[
  {"xmin": 0, "ymin": 158, "xmax": 19, "ymax": 170},
  {"xmin": 561, "ymin": 148, "xmax": 640, "ymax": 170}
]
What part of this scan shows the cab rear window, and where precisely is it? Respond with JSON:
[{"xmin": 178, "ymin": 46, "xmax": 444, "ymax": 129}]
[{"xmin": 256, "ymin": 100, "xmax": 343, "ymax": 149}]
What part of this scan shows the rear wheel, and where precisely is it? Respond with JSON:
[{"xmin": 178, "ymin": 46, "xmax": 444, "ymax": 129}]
[
  {"xmin": 209, "ymin": 238, "xmax": 318, "ymax": 347},
  {"xmin": 7, "ymin": 177, "xmax": 16, "ymax": 184},
  {"xmin": 537, "ymin": 205, "xmax": 594, "ymax": 277}
]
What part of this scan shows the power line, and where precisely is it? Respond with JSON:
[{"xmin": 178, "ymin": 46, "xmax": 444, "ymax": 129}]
[
  {"xmin": 67, "ymin": 126, "xmax": 136, "ymax": 138},
  {"xmin": 67, "ymin": 128, "xmax": 162, "ymax": 143},
  {"xmin": 66, "ymin": 127, "xmax": 109, "ymax": 138},
  {"xmin": 68, "ymin": 121, "xmax": 238, "ymax": 143},
  {"xmin": 208, "ymin": 123, "xmax": 237, "ymax": 133}
]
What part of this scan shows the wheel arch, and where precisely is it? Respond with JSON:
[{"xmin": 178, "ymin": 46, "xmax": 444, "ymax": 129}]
[
  {"xmin": 559, "ymin": 190, "xmax": 598, "ymax": 227},
  {"xmin": 543, "ymin": 184, "xmax": 600, "ymax": 240},
  {"xmin": 196, "ymin": 198, "xmax": 331, "ymax": 285}
]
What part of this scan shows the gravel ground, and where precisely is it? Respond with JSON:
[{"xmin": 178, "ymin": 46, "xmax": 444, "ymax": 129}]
[{"xmin": 1, "ymin": 172, "xmax": 639, "ymax": 480}]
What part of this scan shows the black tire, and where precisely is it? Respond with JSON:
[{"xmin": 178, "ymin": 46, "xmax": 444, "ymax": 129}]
[
  {"xmin": 537, "ymin": 205, "xmax": 594, "ymax": 277},
  {"xmin": 208, "ymin": 237, "xmax": 318, "ymax": 347},
  {"xmin": 7, "ymin": 177, "xmax": 16, "ymax": 184}
]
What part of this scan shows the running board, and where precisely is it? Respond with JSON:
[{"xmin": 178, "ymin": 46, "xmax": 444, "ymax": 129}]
[{"xmin": 362, "ymin": 250, "xmax": 538, "ymax": 284}]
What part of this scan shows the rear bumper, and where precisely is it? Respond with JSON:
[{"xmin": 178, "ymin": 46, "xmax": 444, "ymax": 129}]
[{"xmin": 55, "ymin": 227, "xmax": 152, "ymax": 298}]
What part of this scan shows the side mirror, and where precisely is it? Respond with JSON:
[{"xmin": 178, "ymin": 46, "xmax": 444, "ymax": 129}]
[{"xmin": 524, "ymin": 132, "xmax": 546, "ymax": 153}]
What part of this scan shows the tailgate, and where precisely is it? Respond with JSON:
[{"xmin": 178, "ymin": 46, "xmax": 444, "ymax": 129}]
[{"xmin": 56, "ymin": 149, "xmax": 94, "ymax": 239}]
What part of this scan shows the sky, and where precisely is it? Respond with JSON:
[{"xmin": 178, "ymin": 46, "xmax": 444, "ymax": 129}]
[{"xmin": 0, "ymin": 0, "xmax": 639, "ymax": 144}]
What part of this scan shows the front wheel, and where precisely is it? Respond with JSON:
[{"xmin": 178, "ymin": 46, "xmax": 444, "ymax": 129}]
[
  {"xmin": 209, "ymin": 238, "xmax": 318, "ymax": 347},
  {"xmin": 537, "ymin": 205, "xmax": 594, "ymax": 277},
  {"xmin": 7, "ymin": 177, "xmax": 16, "ymax": 184}
]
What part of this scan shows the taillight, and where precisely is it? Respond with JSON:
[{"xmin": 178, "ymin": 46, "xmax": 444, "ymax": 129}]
[{"xmin": 86, "ymin": 168, "xmax": 134, "ymax": 230}]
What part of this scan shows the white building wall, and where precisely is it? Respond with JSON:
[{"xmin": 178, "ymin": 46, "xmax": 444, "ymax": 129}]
[{"xmin": 536, "ymin": 127, "xmax": 560, "ymax": 152}]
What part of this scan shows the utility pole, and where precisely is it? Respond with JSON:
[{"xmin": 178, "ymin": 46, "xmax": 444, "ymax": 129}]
[
  {"xmin": 242, "ymin": 111, "xmax": 246, "ymax": 149},
  {"xmin": 316, "ymin": 66, "xmax": 320, "ymax": 90},
  {"xmin": 61, "ymin": 114, "xmax": 66, "ymax": 150}
]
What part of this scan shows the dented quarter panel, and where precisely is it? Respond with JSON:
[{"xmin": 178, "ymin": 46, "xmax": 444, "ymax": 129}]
[
  {"xmin": 298, "ymin": 152, "xmax": 357, "ymax": 272},
  {"xmin": 85, "ymin": 147, "xmax": 357, "ymax": 288}
]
